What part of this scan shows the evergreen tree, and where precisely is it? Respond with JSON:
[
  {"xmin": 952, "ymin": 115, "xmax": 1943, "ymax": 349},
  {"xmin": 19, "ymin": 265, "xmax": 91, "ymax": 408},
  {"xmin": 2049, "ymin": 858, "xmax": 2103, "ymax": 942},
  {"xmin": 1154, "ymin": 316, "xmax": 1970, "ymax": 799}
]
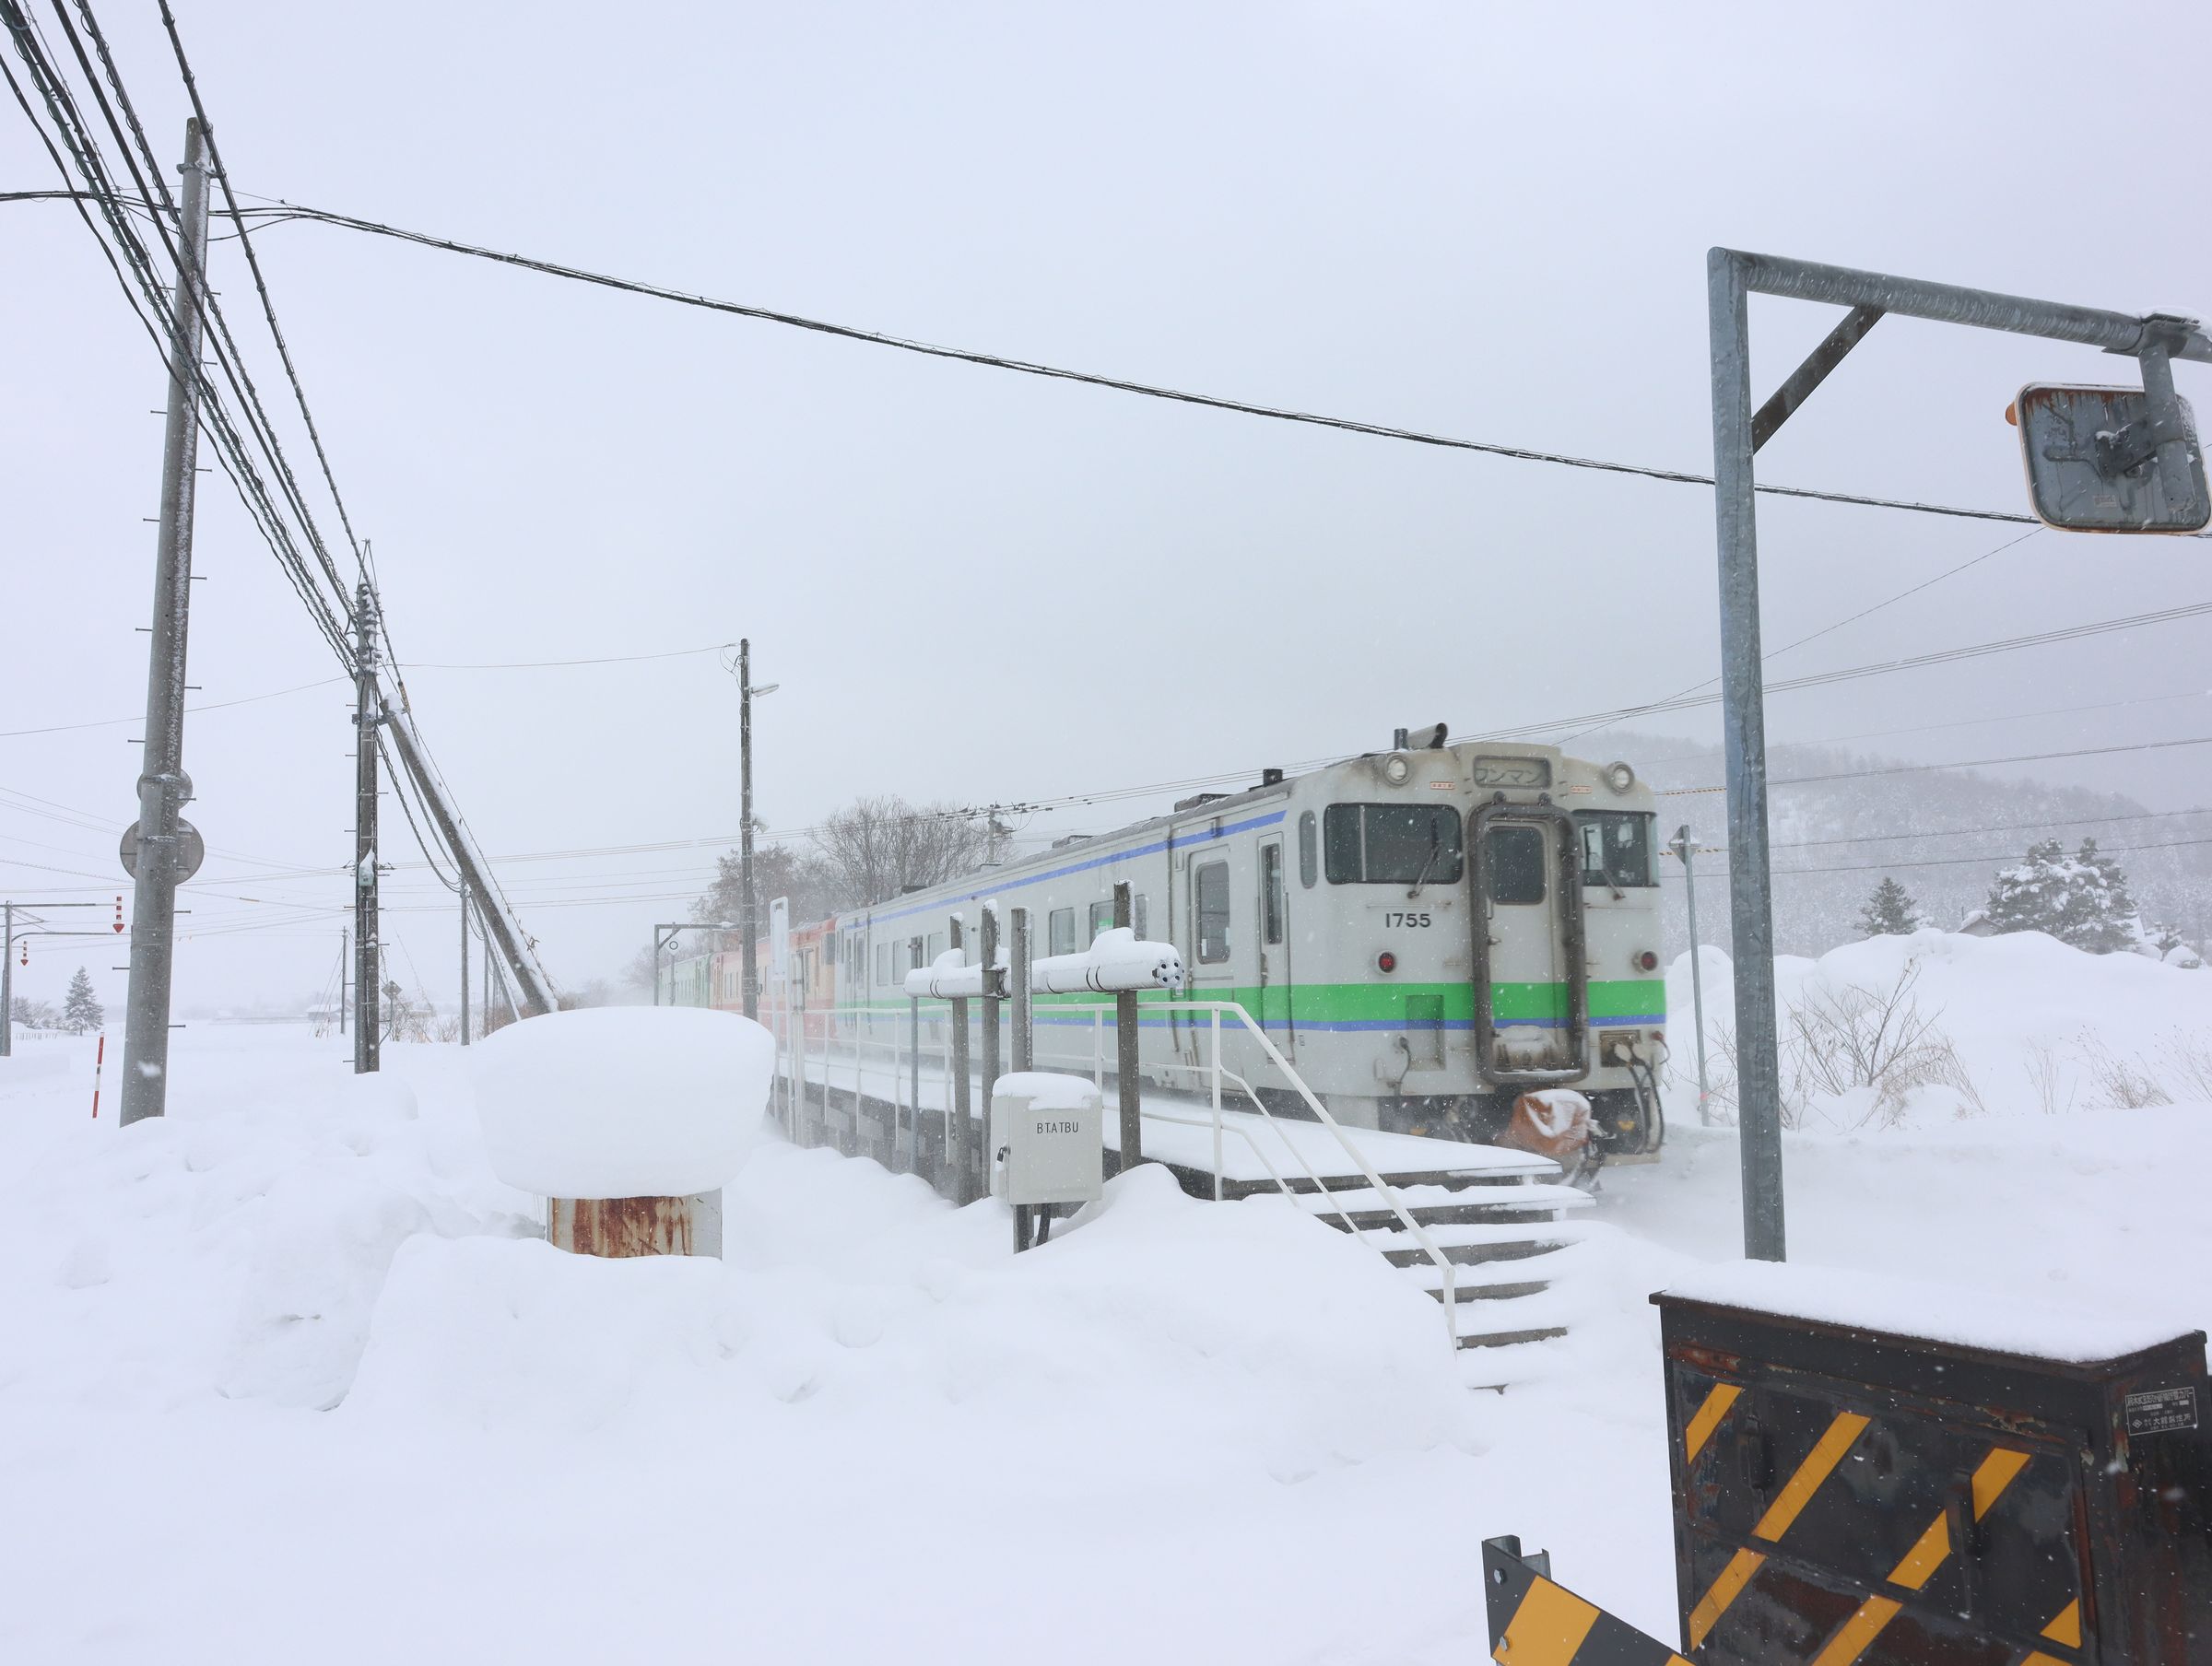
[
  {"xmin": 61, "ymin": 967, "xmax": 103, "ymax": 1034},
  {"xmin": 1855, "ymin": 875, "xmax": 1924, "ymax": 936},
  {"xmin": 1983, "ymin": 839, "xmax": 2138, "ymax": 953}
]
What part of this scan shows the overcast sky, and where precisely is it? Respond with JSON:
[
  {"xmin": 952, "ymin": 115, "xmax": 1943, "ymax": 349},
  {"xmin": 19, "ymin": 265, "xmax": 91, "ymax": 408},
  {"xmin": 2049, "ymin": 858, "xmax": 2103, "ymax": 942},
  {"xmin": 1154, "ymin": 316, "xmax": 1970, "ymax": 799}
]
[{"xmin": 5, "ymin": 0, "xmax": 2209, "ymax": 1015}]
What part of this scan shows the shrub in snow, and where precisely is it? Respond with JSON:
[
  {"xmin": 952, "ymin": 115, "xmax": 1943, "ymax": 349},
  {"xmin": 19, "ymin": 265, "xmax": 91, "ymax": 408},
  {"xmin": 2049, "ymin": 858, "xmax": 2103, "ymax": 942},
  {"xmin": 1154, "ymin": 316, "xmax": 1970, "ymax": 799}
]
[
  {"xmin": 1983, "ymin": 839, "xmax": 2138, "ymax": 954},
  {"xmin": 473, "ymin": 1006, "xmax": 774, "ymax": 1199},
  {"xmin": 1854, "ymin": 876, "xmax": 1924, "ymax": 937}
]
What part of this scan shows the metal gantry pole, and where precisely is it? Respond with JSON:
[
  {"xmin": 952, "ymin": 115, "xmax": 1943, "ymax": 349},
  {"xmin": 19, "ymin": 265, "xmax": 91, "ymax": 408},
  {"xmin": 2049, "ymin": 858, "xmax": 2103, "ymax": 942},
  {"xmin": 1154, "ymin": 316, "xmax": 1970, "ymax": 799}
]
[
  {"xmin": 352, "ymin": 581, "xmax": 382, "ymax": 1074},
  {"xmin": 1707, "ymin": 250, "xmax": 1783, "ymax": 1259},
  {"xmin": 116, "ymin": 119, "xmax": 213, "ymax": 1128},
  {"xmin": 1673, "ymin": 826, "xmax": 1712, "ymax": 1127},
  {"xmin": 1700, "ymin": 247, "xmax": 2210, "ymax": 1261}
]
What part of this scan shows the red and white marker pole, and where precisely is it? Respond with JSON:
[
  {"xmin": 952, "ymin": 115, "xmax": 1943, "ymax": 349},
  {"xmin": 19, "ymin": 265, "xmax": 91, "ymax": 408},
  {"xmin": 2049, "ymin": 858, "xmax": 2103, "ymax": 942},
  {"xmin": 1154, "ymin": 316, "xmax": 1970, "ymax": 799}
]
[{"xmin": 90, "ymin": 1033, "xmax": 106, "ymax": 1120}]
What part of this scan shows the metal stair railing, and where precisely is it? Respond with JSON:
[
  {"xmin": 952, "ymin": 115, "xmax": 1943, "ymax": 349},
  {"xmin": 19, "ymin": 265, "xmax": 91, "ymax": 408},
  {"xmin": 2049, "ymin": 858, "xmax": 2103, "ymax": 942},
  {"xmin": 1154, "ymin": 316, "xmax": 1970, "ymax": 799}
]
[{"xmin": 1047, "ymin": 998, "xmax": 1461, "ymax": 1347}]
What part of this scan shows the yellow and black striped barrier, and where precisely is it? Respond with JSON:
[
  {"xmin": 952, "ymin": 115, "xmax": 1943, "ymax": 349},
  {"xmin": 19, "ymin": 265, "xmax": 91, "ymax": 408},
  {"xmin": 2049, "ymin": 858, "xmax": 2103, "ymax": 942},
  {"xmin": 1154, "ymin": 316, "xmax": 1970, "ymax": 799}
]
[
  {"xmin": 1487, "ymin": 1287, "xmax": 2209, "ymax": 1666},
  {"xmin": 1483, "ymin": 1536, "xmax": 1688, "ymax": 1666}
]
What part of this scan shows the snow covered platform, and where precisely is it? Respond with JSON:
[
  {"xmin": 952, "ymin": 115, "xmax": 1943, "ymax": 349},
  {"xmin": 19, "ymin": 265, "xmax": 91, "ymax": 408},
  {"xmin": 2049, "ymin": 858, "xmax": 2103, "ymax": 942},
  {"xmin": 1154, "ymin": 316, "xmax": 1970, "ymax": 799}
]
[{"xmin": 778, "ymin": 1046, "xmax": 1587, "ymax": 1365}]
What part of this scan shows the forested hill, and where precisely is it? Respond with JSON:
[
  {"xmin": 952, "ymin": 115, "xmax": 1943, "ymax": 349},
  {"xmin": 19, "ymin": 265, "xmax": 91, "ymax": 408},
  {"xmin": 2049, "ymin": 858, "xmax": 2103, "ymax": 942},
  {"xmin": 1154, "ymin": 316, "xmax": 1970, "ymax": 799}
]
[{"xmin": 1580, "ymin": 730, "xmax": 2212, "ymax": 959}]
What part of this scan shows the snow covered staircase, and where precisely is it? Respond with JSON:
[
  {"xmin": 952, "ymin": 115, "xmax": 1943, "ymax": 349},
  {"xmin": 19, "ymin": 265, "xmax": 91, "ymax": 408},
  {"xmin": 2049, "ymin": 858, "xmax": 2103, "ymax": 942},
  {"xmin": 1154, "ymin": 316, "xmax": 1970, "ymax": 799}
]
[{"xmin": 1294, "ymin": 1174, "xmax": 1593, "ymax": 1354}]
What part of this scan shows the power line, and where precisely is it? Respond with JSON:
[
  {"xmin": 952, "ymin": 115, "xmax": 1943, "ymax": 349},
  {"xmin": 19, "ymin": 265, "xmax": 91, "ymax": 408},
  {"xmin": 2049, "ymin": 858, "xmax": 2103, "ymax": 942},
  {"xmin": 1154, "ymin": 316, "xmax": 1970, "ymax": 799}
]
[
  {"xmin": 13, "ymin": 190, "xmax": 2205, "ymax": 538},
  {"xmin": 0, "ymin": 675, "xmax": 346, "ymax": 738},
  {"xmin": 396, "ymin": 639, "xmax": 738, "ymax": 671},
  {"xmin": 1671, "ymin": 831, "xmax": 2212, "ymax": 882},
  {"xmin": 1656, "ymin": 734, "xmax": 2212, "ymax": 795}
]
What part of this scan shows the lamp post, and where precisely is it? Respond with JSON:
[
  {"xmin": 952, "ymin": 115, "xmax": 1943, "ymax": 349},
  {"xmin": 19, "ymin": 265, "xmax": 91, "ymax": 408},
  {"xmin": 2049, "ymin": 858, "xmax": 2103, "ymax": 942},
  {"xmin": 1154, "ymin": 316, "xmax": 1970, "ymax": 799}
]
[{"xmin": 733, "ymin": 640, "xmax": 778, "ymax": 1022}]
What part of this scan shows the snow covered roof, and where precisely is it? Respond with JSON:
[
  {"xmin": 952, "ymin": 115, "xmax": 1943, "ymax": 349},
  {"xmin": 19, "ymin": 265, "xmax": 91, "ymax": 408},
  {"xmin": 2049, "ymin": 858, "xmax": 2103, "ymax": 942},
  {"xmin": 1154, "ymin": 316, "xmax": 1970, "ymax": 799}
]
[{"xmin": 1659, "ymin": 1260, "xmax": 2197, "ymax": 1365}]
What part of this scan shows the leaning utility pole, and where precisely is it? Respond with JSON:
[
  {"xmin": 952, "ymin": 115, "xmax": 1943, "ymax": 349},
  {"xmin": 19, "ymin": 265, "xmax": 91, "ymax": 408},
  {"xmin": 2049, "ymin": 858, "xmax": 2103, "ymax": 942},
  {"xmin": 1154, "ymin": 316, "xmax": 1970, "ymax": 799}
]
[
  {"xmin": 353, "ymin": 581, "xmax": 382, "ymax": 1073},
  {"xmin": 117, "ymin": 119, "xmax": 213, "ymax": 1128}
]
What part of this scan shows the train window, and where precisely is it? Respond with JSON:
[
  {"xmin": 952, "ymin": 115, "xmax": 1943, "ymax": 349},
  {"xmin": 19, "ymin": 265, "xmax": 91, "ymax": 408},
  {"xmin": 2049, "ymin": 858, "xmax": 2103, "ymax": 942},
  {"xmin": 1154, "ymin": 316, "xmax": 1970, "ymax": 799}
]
[
  {"xmin": 1298, "ymin": 812, "xmax": 1317, "ymax": 888},
  {"xmin": 1261, "ymin": 844, "xmax": 1285, "ymax": 944},
  {"xmin": 927, "ymin": 931, "xmax": 945, "ymax": 964},
  {"xmin": 1195, "ymin": 860, "xmax": 1231, "ymax": 963},
  {"xmin": 1048, "ymin": 909, "xmax": 1078, "ymax": 956},
  {"xmin": 1485, "ymin": 825, "xmax": 1547, "ymax": 906},
  {"xmin": 1574, "ymin": 811, "xmax": 1656, "ymax": 888},
  {"xmin": 910, "ymin": 938, "xmax": 924, "ymax": 970},
  {"xmin": 1088, "ymin": 900, "xmax": 1114, "ymax": 941},
  {"xmin": 1323, "ymin": 804, "xmax": 1465, "ymax": 885},
  {"xmin": 1135, "ymin": 894, "xmax": 1149, "ymax": 938}
]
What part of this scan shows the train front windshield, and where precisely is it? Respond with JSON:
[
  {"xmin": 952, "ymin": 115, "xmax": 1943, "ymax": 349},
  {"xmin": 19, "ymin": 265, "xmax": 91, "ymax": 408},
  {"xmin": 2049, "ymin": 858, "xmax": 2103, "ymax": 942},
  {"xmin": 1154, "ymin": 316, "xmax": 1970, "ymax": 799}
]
[{"xmin": 1573, "ymin": 811, "xmax": 1656, "ymax": 888}]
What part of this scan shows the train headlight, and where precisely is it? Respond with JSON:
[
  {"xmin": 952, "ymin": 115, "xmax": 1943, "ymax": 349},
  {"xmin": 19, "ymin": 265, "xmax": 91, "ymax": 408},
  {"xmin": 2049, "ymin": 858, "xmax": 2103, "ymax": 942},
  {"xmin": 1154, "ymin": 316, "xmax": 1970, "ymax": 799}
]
[
  {"xmin": 1382, "ymin": 753, "xmax": 1412, "ymax": 785},
  {"xmin": 1605, "ymin": 760, "xmax": 1636, "ymax": 794}
]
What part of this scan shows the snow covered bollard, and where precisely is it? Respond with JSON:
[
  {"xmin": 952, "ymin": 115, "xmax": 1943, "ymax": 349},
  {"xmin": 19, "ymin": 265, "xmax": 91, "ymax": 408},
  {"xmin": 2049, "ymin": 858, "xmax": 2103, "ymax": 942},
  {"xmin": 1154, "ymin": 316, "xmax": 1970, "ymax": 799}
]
[{"xmin": 473, "ymin": 1007, "xmax": 775, "ymax": 1259}]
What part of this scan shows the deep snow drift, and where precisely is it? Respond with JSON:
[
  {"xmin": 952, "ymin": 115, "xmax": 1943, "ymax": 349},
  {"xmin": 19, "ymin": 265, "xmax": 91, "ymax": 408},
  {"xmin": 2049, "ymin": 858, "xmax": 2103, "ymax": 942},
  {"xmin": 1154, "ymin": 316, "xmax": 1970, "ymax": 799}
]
[{"xmin": 2, "ymin": 932, "xmax": 2206, "ymax": 1662}]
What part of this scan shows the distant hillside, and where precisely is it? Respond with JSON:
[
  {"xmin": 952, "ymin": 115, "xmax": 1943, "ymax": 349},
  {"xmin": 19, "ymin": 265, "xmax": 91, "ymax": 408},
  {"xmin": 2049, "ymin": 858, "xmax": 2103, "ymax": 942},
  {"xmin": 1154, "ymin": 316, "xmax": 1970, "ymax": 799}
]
[{"xmin": 1576, "ymin": 729, "xmax": 2212, "ymax": 958}]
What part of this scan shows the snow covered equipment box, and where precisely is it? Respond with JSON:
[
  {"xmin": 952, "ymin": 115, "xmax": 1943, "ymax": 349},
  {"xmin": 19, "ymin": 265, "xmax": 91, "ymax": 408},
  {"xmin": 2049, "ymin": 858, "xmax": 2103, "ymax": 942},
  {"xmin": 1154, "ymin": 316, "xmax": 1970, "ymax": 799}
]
[
  {"xmin": 1653, "ymin": 1264, "xmax": 2212, "ymax": 1666},
  {"xmin": 988, "ymin": 1074, "xmax": 1103, "ymax": 1208}
]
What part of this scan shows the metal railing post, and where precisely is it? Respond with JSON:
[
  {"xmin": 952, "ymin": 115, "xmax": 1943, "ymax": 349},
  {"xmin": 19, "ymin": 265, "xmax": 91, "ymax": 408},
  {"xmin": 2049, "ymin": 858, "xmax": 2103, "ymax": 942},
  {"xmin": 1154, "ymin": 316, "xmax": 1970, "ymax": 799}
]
[{"xmin": 1209, "ymin": 1004, "xmax": 1223, "ymax": 1202}]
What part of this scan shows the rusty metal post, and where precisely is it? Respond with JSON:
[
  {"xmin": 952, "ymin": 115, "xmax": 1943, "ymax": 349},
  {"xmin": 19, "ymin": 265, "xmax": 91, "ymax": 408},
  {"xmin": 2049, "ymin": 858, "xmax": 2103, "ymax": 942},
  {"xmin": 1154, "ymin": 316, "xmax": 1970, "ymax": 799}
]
[
  {"xmin": 1112, "ymin": 881, "xmax": 1141, "ymax": 1167},
  {"xmin": 547, "ymin": 1191, "xmax": 723, "ymax": 1257},
  {"xmin": 947, "ymin": 914, "xmax": 972, "ymax": 1203}
]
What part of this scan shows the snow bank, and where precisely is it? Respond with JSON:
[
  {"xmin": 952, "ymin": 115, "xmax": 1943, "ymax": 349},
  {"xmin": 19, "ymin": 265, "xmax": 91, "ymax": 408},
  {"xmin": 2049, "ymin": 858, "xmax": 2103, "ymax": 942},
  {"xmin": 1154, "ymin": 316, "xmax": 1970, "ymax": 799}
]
[
  {"xmin": 1661, "ymin": 1260, "xmax": 2194, "ymax": 1364},
  {"xmin": 472, "ymin": 1006, "xmax": 773, "ymax": 1198},
  {"xmin": 1666, "ymin": 928, "xmax": 2212, "ymax": 1127}
]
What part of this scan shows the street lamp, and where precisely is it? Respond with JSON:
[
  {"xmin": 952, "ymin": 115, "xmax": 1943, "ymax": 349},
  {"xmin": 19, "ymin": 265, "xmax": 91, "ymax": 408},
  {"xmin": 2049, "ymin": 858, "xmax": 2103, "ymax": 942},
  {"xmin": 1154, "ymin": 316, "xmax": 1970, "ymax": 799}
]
[{"xmin": 733, "ymin": 639, "xmax": 778, "ymax": 1023}]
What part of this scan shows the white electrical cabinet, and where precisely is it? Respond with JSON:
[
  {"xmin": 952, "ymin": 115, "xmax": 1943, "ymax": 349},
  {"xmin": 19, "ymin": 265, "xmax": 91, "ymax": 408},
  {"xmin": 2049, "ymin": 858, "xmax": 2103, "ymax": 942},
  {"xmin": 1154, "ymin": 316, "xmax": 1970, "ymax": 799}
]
[{"xmin": 989, "ymin": 1074, "xmax": 1105, "ymax": 1207}]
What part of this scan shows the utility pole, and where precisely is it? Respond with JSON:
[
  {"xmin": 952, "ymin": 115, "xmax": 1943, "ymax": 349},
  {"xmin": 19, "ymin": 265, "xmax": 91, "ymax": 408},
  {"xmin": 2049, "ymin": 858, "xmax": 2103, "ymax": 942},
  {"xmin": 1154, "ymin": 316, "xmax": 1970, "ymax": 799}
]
[
  {"xmin": 735, "ymin": 639, "xmax": 778, "ymax": 1021},
  {"xmin": 353, "ymin": 580, "xmax": 382, "ymax": 1073},
  {"xmin": 458, "ymin": 879, "xmax": 470, "ymax": 1047},
  {"xmin": 1670, "ymin": 827, "xmax": 1712, "ymax": 1127},
  {"xmin": 3, "ymin": 902, "xmax": 11, "ymax": 1060},
  {"xmin": 118, "ymin": 119, "xmax": 213, "ymax": 1128}
]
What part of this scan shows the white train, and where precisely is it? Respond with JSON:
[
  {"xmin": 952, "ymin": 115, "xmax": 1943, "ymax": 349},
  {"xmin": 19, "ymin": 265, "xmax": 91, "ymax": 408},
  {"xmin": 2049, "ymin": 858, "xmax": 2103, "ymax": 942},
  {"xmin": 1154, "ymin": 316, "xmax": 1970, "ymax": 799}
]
[{"xmin": 669, "ymin": 728, "xmax": 1670, "ymax": 1161}]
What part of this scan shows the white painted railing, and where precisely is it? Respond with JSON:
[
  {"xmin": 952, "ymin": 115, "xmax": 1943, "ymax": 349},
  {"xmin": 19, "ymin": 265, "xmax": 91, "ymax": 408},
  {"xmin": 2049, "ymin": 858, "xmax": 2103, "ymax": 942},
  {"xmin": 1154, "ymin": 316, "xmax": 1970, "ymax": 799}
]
[{"xmin": 779, "ymin": 999, "xmax": 1464, "ymax": 1347}]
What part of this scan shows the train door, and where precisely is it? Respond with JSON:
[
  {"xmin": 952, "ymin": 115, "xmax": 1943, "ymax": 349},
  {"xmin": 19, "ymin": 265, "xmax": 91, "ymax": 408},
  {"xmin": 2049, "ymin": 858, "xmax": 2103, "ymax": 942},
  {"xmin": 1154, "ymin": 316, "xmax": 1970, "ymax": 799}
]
[
  {"xmin": 1255, "ymin": 835, "xmax": 1292, "ymax": 1045},
  {"xmin": 1468, "ymin": 803, "xmax": 1587, "ymax": 1085}
]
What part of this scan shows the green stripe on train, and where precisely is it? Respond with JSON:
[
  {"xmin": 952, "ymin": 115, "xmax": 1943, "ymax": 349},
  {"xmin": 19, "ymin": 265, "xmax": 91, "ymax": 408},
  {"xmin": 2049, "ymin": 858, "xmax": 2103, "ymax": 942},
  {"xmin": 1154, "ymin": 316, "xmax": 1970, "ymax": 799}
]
[{"xmin": 825, "ymin": 979, "xmax": 1663, "ymax": 1025}]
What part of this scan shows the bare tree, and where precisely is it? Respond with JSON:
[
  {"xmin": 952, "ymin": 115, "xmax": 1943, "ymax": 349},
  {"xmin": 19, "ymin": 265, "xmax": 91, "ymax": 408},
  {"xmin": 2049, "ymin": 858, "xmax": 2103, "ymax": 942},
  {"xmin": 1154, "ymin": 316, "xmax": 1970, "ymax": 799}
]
[{"xmin": 808, "ymin": 796, "xmax": 992, "ymax": 911}]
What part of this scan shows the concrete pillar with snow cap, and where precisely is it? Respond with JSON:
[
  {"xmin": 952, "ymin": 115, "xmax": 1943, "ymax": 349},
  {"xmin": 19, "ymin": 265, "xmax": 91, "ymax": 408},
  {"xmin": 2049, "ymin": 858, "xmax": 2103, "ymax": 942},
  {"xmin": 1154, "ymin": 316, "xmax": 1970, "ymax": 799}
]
[{"xmin": 473, "ymin": 1006, "xmax": 775, "ymax": 1258}]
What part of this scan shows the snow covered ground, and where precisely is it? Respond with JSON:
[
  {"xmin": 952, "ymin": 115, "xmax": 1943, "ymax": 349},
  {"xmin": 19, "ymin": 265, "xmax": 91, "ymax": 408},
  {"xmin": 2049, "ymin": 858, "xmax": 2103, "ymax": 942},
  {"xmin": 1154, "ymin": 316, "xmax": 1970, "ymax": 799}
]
[{"xmin": 2, "ymin": 933, "xmax": 2206, "ymax": 1663}]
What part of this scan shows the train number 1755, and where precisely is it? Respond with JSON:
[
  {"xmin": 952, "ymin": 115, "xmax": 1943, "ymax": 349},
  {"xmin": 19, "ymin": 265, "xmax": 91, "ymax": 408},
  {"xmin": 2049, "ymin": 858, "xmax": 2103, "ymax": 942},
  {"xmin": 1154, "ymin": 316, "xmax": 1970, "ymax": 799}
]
[{"xmin": 1382, "ymin": 911, "xmax": 1432, "ymax": 929}]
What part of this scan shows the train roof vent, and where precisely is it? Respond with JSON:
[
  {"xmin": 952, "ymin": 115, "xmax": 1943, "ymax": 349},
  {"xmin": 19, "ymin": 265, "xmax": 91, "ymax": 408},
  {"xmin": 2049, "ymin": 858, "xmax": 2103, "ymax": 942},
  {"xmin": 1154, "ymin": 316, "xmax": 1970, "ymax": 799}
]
[
  {"xmin": 1173, "ymin": 792, "xmax": 1230, "ymax": 813},
  {"xmin": 1050, "ymin": 833, "xmax": 1095, "ymax": 850}
]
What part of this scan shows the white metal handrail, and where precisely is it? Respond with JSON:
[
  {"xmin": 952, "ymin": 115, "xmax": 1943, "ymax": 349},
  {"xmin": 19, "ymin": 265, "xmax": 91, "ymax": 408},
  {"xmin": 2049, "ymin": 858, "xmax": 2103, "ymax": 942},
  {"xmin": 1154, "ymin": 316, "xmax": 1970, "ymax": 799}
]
[
  {"xmin": 1041, "ymin": 997, "xmax": 1462, "ymax": 1345},
  {"xmin": 782, "ymin": 1001, "xmax": 1465, "ymax": 1347}
]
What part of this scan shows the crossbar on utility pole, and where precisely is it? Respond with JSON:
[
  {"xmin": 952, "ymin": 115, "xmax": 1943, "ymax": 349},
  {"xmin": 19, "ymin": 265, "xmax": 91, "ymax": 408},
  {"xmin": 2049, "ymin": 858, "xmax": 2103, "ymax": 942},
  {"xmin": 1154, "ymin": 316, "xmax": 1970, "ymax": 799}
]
[
  {"xmin": 1706, "ymin": 246, "xmax": 2210, "ymax": 1262},
  {"xmin": 117, "ymin": 119, "xmax": 213, "ymax": 1126}
]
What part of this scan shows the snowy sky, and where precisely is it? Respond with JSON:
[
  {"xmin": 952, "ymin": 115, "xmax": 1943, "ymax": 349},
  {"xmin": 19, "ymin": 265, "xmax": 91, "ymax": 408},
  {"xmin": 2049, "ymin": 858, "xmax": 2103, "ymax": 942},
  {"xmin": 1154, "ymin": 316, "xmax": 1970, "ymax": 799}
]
[{"xmin": 5, "ymin": 0, "xmax": 2210, "ymax": 1013}]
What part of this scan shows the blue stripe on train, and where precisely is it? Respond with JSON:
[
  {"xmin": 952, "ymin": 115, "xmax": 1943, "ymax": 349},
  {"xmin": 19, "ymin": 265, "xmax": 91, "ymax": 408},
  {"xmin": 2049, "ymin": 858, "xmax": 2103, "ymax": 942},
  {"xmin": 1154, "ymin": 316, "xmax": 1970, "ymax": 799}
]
[{"xmin": 863, "ymin": 810, "xmax": 1288, "ymax": 929}]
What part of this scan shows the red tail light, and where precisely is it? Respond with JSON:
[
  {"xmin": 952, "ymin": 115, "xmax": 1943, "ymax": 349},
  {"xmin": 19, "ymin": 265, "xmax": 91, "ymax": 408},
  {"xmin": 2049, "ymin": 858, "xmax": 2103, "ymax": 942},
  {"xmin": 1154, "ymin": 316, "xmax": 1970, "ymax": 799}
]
[{"xmin": 1377, "ymin": 951, "xmax": 1397, "ymax": 973}]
